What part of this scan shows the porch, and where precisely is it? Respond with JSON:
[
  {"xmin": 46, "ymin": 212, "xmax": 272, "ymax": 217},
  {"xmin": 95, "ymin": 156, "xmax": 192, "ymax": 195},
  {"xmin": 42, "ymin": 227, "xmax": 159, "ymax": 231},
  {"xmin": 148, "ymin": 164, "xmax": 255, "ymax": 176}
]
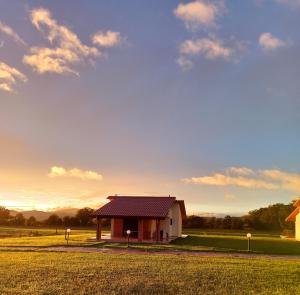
[{"xmin": 95, "ymin": 217, "xmax": 172, "ymax": 243}]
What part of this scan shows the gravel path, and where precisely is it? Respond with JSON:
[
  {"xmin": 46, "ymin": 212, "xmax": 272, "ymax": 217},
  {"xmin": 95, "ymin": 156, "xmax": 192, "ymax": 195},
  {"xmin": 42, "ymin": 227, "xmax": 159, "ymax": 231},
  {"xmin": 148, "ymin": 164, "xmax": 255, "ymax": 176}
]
[{"xmin": 0, "ymin": 246, "xmax": 299, "ymax": 260}]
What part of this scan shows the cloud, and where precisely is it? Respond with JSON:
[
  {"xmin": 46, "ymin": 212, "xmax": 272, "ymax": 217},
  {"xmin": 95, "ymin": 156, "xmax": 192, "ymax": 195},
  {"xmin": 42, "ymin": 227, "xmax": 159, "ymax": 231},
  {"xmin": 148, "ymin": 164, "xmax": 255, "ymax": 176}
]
[
  {"xmin": 48, "ymin": 166, "xmax": 103, "ymax": 181},
  {"xmin": 177, "ymin": 35, "xmax": 243, "ymax": 70},
  {"xmin": 92, "ymin": 31, "xmax": 123, "ymax": 48},
  {"xmin": 179, "ymin": 36, "xmax": 233, "ymax": 60},
  {"xmin": 182, "ymin": 167, "xmax": 300, "ymax": 193},
  {"xmin": 23, "ymin": 8, "xmax": 100, "ymax": 75},
  {"xmin": 259, "ymin": 32, "xmax": 288, "ymax": 51},
  {"xmin": 0, "ymin": 21, "xmax": 26, "ymax": 46},
  {"xmin": 174, "ymin": 0, "xmax": 222, "ymax": 30},
  {"xmin": 226, "ymin": 167, "xmax": 254, "ymax": 176},
  {"xmin": 182, "ymin": 173, "xmax": 278, "ymax": 189},
  {"xmin": 176, "ymin": 56, "xmax": 194, "ymax": 71},
  {"xmin": 261, "ymin": 169, "xmax": 300, "ymax": 194},
  {"xmin": 0, "ymin": 62, "xmax": 27, "ymax": 92}
]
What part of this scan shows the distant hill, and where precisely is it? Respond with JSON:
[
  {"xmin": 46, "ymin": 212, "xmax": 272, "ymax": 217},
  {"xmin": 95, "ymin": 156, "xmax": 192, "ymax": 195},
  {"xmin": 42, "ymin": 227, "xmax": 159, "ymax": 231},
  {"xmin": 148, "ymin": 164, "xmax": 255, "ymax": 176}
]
[{"xmin": 9, "ymin": 208, "xmax": 79, "ymax": 221}]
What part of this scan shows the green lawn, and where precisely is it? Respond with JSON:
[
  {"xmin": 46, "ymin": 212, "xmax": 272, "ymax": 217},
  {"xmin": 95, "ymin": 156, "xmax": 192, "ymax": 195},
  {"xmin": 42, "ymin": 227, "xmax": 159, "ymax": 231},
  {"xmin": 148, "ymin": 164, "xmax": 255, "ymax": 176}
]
[
  {"xmin": 0, "ymin": 251, "xmax": 299, "ymax": 295},
  {"xmin": 0, "ymin": 227, "xmax": 299, "ymax": 255}
]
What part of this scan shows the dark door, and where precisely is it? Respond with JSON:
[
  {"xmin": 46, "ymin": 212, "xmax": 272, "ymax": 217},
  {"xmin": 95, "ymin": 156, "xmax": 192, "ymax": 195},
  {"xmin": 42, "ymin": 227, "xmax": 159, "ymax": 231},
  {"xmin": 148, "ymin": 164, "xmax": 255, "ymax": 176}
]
[{"xmin": 123, "ymin": 218, "xmax": 138, "ymax": 238}]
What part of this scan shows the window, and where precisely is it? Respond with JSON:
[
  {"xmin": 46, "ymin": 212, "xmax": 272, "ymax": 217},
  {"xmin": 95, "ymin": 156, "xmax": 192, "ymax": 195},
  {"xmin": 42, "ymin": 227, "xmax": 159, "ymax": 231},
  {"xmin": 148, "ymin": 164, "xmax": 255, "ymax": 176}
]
[{"xmin": 170, "ymin": 218, "xmax": 173, "ymax": 226}]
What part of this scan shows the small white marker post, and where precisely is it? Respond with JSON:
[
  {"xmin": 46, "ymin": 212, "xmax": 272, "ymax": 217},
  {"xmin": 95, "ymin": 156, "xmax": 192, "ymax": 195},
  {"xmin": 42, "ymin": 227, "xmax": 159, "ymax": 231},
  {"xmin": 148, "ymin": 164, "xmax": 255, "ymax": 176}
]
[
  {"xmin": 126, "ymin": 229, "xmax": 131, "ymax": 248},
  {"xmin": 247, "ymin": 233, "xmax": 252, "ymax": 252},
  {"xmin": 65, "ymin": 228, "xmax": 71, "ymax": 246}
]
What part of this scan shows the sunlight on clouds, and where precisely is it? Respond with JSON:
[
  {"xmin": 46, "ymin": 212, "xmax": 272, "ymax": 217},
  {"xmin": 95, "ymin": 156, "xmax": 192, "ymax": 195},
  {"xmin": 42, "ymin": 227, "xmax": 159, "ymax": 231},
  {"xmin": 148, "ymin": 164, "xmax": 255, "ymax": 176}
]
[
  {"xmin": 0, "ymin": 21, "xmax": 26, "ymax": 46},
  {"xmin": 23, "ymin": 7, "xmax": 100, "ymax": 75},
  {"xmin": 174, "ymin": 0, "xmax": 222, "ymax": 30},
  {"xmin": 182, "ymin": 173, "xmax": 278, "ymax": 189},
  {"xmin": 92, "ymin": 31, "xmax": 123, "ymax": 48},
  {"xmin": 259, "ymin": 32, "xmax": 288, "ymax": 51},
  {"xmin": 48, "ymin": 166, "xmax": 103, "ymax": 181},
  {"xmin": 179, "ymin": 36, "xmax": 232, "ymax": 60},
  {"xmin": 182, "ymin": 167, "xmax": 300, "ymax": 193},
  {"xmin": 262, "ymin": 169, "xmax": 300, "ymax": 194},
  {"xmin": 0, "ymin": 62, "xmax": 27, "ymax": 92}
]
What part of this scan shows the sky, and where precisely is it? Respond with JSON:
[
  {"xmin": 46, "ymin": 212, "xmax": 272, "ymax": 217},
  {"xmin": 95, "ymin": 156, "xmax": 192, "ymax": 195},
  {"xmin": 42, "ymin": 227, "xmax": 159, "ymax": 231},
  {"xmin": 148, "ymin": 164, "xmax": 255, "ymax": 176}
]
[{"xmin": 0, "ymin": 0, "xmax": 300, "ymax": 215}]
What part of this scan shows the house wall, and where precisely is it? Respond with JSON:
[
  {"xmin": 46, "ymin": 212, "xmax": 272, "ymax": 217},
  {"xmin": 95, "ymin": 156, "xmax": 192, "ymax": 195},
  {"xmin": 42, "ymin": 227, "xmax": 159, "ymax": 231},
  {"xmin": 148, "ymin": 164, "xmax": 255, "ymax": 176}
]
[
  {"xmin": 158, "ymin": 202, "xmax": 182, "ymax": 240},
  {"xmin": 296, "ymin": 212, "xmax": 300, "ymax": 241},
  {"xmin": 111, "ymin": 218, "xmax": 123, "ymax": 238}
]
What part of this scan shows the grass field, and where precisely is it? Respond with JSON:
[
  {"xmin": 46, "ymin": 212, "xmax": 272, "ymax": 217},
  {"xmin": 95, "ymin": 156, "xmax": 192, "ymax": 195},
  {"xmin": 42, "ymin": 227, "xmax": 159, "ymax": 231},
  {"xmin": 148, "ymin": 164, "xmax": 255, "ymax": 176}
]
[
  {"xmin": 0, "ymin": 251, "xmax": 299, "ymax": 295},
  {"xmin": 0, "ymin": 227, "xmax": 299, "ymax": 256}
]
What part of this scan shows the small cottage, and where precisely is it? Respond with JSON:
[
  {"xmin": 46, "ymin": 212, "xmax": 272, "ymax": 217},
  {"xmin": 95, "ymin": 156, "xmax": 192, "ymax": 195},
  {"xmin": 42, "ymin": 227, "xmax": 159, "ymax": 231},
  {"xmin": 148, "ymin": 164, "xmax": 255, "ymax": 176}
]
[
  {"xmin": 92, "ymin": 196, "xmax": 186, "ymax": 242},
  {"xmin": 286, "ymin": 199, "xmax": 300, "ymax": 241}
]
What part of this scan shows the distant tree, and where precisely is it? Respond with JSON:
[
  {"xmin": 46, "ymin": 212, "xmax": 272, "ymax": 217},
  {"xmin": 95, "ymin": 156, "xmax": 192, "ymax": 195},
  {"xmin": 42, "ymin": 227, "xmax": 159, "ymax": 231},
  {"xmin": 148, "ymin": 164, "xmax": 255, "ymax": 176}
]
[
  {"xmin": 231, "ymin": 217, "xmax": 244, "ymax": 230},
  {"xmin": 222, "ymin": 216, "xmax": 232, "ymax": 229},
  {"xmin": 45, "ymin": 214, "xmax": 61, "ymax": 226},
  {"xmin": 183, "ymin": 215, "xmax": 205, "ymax": 228},
  {"xmin": 13, "ymin": 213, "xmax": 26, "ymax": 226},
  {"xmin": 76, "ymin": 208, "xmax": 94, "ymax": 226},
  {"xmin": 63, "ymin": 216, "xmax": 71, "ymax": 227},
  {"xmin": 27, "ymin": 216, "xmax": 37, "ymax": 226},
  {"xmin": 69, "ymin": 216, "xmax": 80, "ymax": 227},
  {"xmin": 0, "ymin": 206, "xmax": 11, "ymax": 225}
]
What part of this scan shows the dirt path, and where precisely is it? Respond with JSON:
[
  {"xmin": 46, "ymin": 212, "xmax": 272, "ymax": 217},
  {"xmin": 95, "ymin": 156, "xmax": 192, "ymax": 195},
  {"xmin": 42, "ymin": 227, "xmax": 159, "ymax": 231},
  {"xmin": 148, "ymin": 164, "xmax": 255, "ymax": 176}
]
[{"xmin": 0, "ymin": 246, "xmax": 299, "ymax": 260}]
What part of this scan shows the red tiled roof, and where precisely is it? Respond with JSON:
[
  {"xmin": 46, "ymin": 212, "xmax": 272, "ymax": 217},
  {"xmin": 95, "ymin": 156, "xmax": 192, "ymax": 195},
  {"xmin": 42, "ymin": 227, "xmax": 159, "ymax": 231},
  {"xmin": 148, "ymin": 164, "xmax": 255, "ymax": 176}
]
[{"xmin": 92, "ymin": 196, "xmax": 185, "ymax": 219}]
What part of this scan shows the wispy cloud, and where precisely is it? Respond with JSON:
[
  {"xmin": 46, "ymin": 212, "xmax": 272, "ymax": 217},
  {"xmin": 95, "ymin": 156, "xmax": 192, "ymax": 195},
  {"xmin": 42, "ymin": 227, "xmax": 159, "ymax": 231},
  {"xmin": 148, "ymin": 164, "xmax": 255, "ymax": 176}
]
[
  {"xmin": 92, "ymin": 31, "xmax": 123, "ymax": 48},
  {"xmin": 259, "ymin": 32, "xmax": 288, "ymax": 51},
  {"xmin": 180, "ymin": 36, "xmax": 233, "ymax": 60},
  {"xmin": 48, "ymin": 166, "xmax": 103, "ymax": 181},
  {"xmin": 176, "ymin": 56, "xmax": 194, "ymax": 71},
  {"xmin": 0, "ymin": 21, "xmax": 26, "ymax": 46},
  {"xmin": 174, "ymin": 0, "xmax": 223, "ymax": 31},
  {"xmin": 23, "ymin": 8, "xmax": 100, "ymax": 75},
  {"xmin": 182, "ymin": 167, "xmax": 300, "ymax": 193},
  {"xmin": 177, "ymin": 35, "xmax": 244, "ymax": 70},
  {"xmin": 0, "ymin": 62, "xmax": 27, "ymax": 93}
]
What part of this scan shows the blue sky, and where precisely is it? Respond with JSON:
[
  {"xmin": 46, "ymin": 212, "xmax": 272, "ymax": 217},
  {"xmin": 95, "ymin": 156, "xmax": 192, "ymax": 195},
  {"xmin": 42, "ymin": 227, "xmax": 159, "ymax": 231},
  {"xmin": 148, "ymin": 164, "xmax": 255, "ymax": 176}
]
[{"xmin": 0, "ymin": 0, "xmax": 299, "ymax": 214}]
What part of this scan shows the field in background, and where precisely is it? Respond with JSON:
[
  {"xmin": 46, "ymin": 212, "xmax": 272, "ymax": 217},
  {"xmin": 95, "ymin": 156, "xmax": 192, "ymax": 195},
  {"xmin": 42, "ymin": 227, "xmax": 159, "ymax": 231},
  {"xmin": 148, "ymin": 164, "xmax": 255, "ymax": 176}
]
[
  {"xmin": 0, "ymin": 226, "xmax": 299, "ymax": 255},
  {"xmin": 0, "ymin": 251, "xmax": 299, "ymax": 295}
]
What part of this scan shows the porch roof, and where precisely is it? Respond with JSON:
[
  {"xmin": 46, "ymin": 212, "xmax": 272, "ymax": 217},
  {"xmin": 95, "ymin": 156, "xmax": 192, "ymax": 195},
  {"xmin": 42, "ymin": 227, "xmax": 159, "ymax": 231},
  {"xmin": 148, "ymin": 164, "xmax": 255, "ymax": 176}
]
[{"xmin": 92, "ymin": 196, "xmax": 186, "ymax": 219}]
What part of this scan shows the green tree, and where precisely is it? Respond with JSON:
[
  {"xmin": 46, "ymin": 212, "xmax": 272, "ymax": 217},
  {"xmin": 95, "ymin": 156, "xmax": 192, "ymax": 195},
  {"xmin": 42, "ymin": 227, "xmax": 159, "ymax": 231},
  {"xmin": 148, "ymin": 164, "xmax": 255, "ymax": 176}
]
[
  {"xmin": 0, "ymin": 206, "xmax": 11, "ymax": 225},
  {"xmin": 76, "ymin": 208, "xmax": 94, "ymax": 226},
  {"xmin": 14, "ymin": 213, "xmax": 26, "ymax": 226},
  {"xmin": 27, "ymin": 216, "xmax": 37, "ymax": 226}
]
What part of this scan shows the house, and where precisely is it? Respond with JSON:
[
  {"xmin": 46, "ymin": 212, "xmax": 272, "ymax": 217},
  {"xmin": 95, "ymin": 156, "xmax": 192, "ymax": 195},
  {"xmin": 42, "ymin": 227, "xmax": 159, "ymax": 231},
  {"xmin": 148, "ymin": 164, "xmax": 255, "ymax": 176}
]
[
  {"xmin": 286, "ymin": 199, "xmax": 300, "ymax": 241},
  {"xmin": 91, "ymin": 196, "xmax": 186, "ymax": 242}
]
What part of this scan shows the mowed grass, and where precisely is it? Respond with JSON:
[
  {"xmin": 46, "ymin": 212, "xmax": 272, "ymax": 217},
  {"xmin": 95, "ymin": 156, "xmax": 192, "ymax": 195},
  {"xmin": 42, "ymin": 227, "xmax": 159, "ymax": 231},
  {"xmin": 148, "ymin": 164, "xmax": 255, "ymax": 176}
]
[
  {"xmin": 0, "ymin": 251, "xmax": 299, "ymax": 295},
  {"xmin": 0, "ymin": 227, "xmax": 299, "ymax": 255},
  {"xmin": 0, "ymin": 227, "xmax": 100, "ymax": 247}
]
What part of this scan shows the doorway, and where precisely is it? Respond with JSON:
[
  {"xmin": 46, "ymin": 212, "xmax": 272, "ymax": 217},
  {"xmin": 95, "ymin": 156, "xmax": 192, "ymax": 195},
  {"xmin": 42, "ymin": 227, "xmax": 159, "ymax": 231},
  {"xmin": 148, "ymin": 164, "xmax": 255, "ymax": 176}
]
[{"xmin": 123, "ymin": 218, "xmax": 138, "ymax": 238}]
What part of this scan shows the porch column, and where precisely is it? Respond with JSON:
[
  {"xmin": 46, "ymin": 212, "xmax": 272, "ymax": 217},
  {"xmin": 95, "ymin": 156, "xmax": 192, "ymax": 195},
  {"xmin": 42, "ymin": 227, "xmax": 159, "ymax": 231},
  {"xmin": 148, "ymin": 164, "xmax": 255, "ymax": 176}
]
[
  {"xmin": 156, "ymin": 219, "xmax": 159, "ymax": 242},
  {"xmin": 138, "ymin": 219, "xmax": 143, "ymax": 242},
  {"xmin": 96, "ymin": 216, "xmax": 102, "ymax": 241}
]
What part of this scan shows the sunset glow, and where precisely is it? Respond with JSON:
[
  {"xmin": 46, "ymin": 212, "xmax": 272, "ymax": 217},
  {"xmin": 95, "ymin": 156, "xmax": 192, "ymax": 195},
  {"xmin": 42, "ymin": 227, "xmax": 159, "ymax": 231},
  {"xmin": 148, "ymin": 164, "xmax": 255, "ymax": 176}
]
[{"xmin": 1, "ymin": 1, "xmax": 299, "ymax": 214}]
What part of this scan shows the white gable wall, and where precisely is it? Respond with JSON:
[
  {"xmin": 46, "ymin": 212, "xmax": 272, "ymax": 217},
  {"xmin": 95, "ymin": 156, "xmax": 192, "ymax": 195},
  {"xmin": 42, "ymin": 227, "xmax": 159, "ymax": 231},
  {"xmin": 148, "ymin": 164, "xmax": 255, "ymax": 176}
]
[{"xmin": 158, "ymin": 202, "xmax": 182, "ymax": 239}]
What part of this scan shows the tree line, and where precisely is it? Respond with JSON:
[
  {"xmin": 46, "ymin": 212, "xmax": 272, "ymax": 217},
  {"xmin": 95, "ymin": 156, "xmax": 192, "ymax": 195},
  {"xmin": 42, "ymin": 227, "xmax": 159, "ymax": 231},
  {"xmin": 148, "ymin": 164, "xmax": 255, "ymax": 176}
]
[
  {"xmin": 0, "ymin": 202, "xmax": 295, "ymax": 232},
  {"xmin": 183, "ymin": 202, "xmax": 295, "ymax": 232},
  {"xmin": 0, "ymin": 207, "xmax": 98, "ymax": 227}
]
